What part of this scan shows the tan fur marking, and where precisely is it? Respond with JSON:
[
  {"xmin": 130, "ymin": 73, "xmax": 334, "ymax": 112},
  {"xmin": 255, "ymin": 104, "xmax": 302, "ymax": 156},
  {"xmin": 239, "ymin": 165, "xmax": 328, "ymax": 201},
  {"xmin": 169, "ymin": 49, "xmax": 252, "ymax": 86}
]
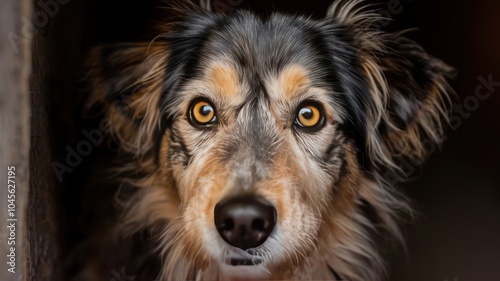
[
  {"xmin": 203, "ymin": 173, "xmax": 228, "ymax": 225},
  {"xmin": 209, "ymin": 63, "xmax": 240, "ymax": 97},
  {"xmin": 331, "ymin": 143, "xmax": 359, "ymax": 219},
  {"xmin": 279, "ymin": 65, "xmax": 310, "ymax": 98}
]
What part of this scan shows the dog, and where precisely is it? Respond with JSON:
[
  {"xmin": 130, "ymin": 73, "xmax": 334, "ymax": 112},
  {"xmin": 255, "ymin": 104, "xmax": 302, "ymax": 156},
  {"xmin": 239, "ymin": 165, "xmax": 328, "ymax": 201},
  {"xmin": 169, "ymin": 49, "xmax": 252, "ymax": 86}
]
[{"xmin": 79, "ymin": 0, "xmax": 454, "ymax": 280}]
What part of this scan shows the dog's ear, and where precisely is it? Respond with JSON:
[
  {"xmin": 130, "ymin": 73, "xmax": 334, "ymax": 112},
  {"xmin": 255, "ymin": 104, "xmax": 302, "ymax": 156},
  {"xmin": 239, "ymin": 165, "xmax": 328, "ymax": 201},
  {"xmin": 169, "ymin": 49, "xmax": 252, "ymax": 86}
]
[
  {"xmin": 85, "ymin": 2, "xmax": 218, "ymax": 155},
  {"xmin": 86, "ymin": 43, "xmax": 168, "ymax": 153},
  {"xmin": 327, "ymin": 1, "xmax": 455, "ymax": 177},
  {"xmin": 371, "ymin": 36, "xmax": 454, "ymax": 168}
]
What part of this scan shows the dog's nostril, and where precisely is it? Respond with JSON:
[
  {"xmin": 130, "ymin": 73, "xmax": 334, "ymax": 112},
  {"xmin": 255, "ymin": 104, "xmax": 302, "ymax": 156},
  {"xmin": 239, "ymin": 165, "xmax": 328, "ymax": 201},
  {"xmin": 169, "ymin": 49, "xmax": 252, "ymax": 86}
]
[
  {"xmin": 252, "ymin": 218, "xmax": 265, "ymax": 231},
  {"xmin": 221, "ymin": 218, "xmax": 234, "ymax": 231},
  {"xmin": 214, "ymin": 196, "xmax": 276, "ymax": 250}
]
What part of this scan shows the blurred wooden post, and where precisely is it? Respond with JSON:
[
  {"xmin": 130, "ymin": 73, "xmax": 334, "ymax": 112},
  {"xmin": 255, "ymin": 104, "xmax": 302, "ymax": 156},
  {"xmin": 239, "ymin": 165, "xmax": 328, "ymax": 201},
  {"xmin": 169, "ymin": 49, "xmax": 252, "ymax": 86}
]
[{"xmin": 0, "ymin": 0, "xmax": 32, "ymax": 281}]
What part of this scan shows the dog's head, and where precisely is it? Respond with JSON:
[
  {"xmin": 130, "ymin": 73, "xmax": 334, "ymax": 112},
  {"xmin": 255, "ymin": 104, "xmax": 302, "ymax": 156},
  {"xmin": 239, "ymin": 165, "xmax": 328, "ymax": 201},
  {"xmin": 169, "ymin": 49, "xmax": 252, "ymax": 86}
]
[{"xmin": 87, "ymin": 1, "xmax": 453, "ymax": 280}]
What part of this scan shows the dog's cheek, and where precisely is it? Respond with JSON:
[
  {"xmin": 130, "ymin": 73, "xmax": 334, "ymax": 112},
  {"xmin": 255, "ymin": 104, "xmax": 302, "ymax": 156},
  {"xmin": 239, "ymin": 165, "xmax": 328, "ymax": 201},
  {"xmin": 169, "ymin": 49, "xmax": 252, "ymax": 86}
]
[
  {"xmin": 179, "ymin": 157, "xmax": 232, "ymax": 265},
  {"xmin": 166, "ymin": 127, "xmax": 191, "ymax": 184},
  {"xmin": 266, "ymin": 147, "xmax": 326, "ymax": 259},
  {"xmin": 280, "ymin": 132, "xmax": 334, "ymax": 213},
  {"xmin": 180, "ymin": 147, "xmax": 230, "ymax": 223},
  {"xmin": 167, "ymin": 119, "xmax": 214, "ymax": 202}
]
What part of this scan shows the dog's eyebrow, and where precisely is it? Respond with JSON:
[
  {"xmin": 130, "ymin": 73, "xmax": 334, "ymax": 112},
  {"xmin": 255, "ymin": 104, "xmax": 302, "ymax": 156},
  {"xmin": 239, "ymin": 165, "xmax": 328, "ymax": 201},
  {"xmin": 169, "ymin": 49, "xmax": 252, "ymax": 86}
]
[
  {"xmin": 278, "ymin": 64, "xmax": 310, "ymax": 99},
  {"xmin": 207, "ymin": 63, "xmax": 240, "ymax": 98}
]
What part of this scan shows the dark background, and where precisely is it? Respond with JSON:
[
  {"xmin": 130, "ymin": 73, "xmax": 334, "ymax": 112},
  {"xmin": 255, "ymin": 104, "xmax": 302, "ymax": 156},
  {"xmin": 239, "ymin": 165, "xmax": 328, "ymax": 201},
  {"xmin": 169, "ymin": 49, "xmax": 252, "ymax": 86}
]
[{"xmin": 29, "ymin": 0, "xmax": 500, "ymax": 280}]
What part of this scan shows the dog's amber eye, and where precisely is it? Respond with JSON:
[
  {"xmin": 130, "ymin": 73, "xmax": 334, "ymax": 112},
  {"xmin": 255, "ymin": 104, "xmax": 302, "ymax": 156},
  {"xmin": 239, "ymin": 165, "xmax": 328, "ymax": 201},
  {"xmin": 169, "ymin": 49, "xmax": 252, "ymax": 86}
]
[
  {"xmin": 189, "ymin": 100, "xmax": 217, "ymax": 126},
  {"xmin": 295, "ymin": 103, "xmax": 324, "ymax": 131}
]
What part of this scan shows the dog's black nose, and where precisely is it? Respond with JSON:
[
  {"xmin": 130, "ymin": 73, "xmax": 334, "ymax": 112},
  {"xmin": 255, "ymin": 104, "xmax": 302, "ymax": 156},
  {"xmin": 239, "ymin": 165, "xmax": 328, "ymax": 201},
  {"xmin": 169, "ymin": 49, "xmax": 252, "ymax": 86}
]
[{"xmin": 214, "ymin": 196, "xmax": 276, "ymax": 250}]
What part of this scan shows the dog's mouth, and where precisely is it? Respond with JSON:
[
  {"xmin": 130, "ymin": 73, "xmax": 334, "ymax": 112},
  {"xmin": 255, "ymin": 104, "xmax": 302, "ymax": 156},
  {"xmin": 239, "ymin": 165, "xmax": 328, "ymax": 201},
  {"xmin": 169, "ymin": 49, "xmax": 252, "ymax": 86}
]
[
  {"xmin": 228, "ymin": 257, "xmax": 263, "ymax": 266},
  {"xmin": 224, "ymin": 250, "xmax": 264, "ymax": 267}
]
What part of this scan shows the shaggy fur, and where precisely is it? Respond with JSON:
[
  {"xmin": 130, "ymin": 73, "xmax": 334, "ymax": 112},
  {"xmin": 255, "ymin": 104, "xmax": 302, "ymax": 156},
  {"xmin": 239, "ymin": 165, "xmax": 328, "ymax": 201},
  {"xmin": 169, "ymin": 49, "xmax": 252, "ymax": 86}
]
[{"xmin": 76, "ymin": 0, "xmax": 454, "ymax": 280}]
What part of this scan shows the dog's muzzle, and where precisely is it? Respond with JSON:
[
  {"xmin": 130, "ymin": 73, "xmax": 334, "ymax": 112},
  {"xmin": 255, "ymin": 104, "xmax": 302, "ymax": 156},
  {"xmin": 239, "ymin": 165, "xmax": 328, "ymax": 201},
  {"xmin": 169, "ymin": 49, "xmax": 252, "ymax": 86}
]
[{"xmin": 214, "ymin": 196, "xmax": 276, "ymax": 250}]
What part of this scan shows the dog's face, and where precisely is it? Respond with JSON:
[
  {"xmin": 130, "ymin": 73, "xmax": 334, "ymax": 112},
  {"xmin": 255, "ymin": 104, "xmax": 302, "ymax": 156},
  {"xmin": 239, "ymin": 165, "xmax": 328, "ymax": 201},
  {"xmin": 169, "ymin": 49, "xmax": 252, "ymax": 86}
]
[
  {"xmin": 87, "ymin": 1, "xmax": 453, "ymax": 280},
  {"xmin": 165, "ymin": 14, "xmax": 361, "ymax": 277}
]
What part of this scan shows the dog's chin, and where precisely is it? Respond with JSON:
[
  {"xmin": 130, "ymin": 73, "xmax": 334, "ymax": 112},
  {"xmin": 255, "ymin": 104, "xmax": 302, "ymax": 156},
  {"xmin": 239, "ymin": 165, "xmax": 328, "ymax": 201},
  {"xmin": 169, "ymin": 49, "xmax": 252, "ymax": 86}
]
[
  {"xmin": 202, "ymin": 227, "xmax": 274, "ymax": 278},
  {"xmin": 216, "ymin": 248, "xmax": 270, "ymax": 279}
]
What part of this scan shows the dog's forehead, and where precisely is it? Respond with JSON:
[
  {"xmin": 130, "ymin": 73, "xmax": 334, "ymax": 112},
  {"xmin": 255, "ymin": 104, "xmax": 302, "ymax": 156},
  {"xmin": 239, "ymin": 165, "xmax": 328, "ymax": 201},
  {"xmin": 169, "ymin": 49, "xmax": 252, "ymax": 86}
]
[
  {"xmin": 200, "ymin": 60, "xmax": 311, "ymax": 100},
  {"xmin": 192, "ymin": 12, "xmax": 325, "ymax": 98},
  {"xmin": 201, "ymin": 12, "xmax": 317, "ymax": 64}
]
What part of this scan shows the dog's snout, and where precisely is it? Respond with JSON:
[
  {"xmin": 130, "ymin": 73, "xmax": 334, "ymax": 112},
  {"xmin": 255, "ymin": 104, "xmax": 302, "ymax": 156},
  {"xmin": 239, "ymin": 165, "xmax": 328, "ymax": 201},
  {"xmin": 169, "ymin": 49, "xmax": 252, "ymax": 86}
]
[{"xmin": 214, "ymin": 196, "xmax": 276, "ymax": 250}]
